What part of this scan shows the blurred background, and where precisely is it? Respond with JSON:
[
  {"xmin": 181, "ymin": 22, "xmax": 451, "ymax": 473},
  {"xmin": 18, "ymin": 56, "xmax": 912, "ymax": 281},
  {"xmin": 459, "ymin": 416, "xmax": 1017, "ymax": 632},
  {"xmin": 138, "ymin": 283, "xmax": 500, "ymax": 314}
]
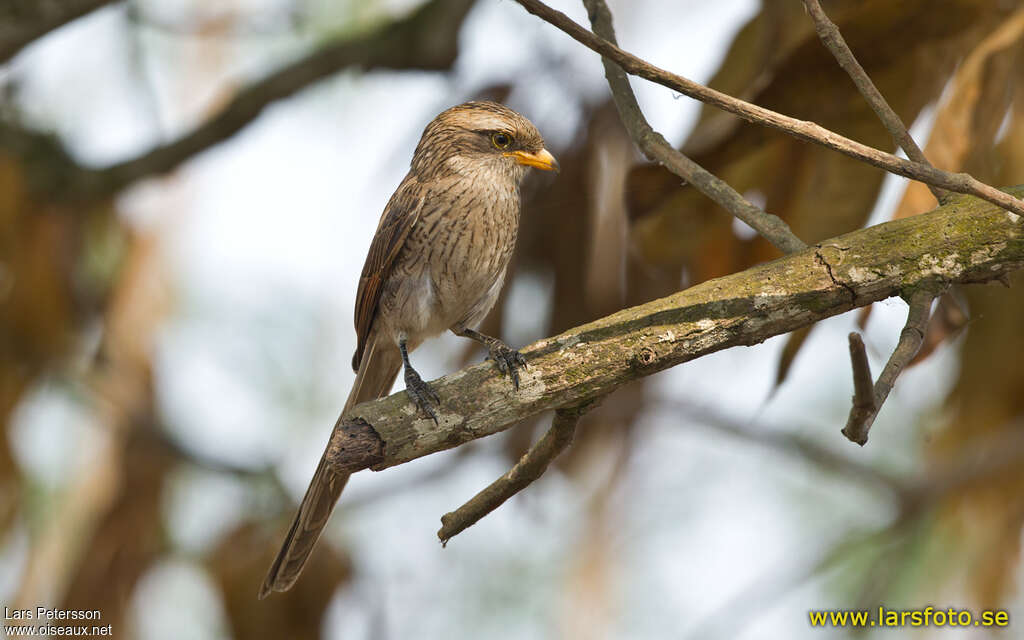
[{"xmin": 3, "ymin": 0, "xmax": 1024, "ymax": 638}]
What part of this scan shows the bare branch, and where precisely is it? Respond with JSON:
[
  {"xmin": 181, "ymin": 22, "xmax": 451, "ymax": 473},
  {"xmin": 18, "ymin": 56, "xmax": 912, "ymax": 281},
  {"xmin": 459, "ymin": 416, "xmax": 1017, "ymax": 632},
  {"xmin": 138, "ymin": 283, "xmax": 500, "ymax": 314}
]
[
  {"xmin": 323, "ymin": 188, "xmax": 1024, "ymax": 477},
  {"xmin": 0, "ymin": 0, "xmax": 118, "ymax": 64},
  {"xmin": 437, "ymin": 400, "xmax": 601, "ymax": 544},
  {"xmin": 846, "ymin": 332, "xmax": 876, "ymax": 428},
  {"xmin": 511, "ymin": 0, "xmax": 1024, "ymax": 219},
  {"xmin": 842, "ymin": 289, "xmax": 936, "ymax": 445},
  {"xmin": 581, "ymin": 0, "xmax": 805, "ymax": 254},
  {"xmin": 4, "ymin": 0, "xmax": 476, "ymax": 202},
  {"xmin": 801, "ymin": 0, "xmax": 948, "ymax": 205}
]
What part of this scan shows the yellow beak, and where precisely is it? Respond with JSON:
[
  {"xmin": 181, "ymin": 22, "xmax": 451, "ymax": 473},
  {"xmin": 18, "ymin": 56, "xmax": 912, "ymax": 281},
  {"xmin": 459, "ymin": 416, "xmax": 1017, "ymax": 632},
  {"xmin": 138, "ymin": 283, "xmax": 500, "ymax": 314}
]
[{"xmin": 505, "ymin": 148, "xmax": 559, "ymax": 172}]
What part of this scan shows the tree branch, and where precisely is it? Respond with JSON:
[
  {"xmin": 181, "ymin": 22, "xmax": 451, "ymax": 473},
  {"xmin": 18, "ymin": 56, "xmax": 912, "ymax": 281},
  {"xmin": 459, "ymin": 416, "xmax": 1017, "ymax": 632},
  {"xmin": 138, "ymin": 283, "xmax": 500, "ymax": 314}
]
[
  {"xmin": 437, "ymin": 399, "xmax": 601, "ymax": 544},
  {"xmin": 581, "ymin": 0, "xmax": 805, "ymax": 254},
  {"xmin": 800, "ymin": 0, "xmax": 948, "ymax": 205},
  {"xmin": 322, "ymin": 187, "xmax": 1024, "ymax": 477},
  {"xmin": 842, "ymin": 289, "xmax": 936, "ymax": 445},
  {"xmin": 511, "ymin": 0, "xmax": 1024, "ymax": 219},
  {"xmin": 845, "ymin": 332, "xmax": 876, "ymax": 429},
  {"xmin": 4, "ymin": 0, "xmax": 476, "ymax": 202},
  {"xmin": 0, "ymin": 0, "xmax": 118, "ymax": 64}
]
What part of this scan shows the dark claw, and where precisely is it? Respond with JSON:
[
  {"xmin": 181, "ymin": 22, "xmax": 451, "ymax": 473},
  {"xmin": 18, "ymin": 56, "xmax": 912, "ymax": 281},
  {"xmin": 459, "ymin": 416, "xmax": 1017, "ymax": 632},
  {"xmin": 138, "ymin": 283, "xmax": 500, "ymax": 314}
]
[
  {"xmin": 404, "ymin": 367, "xmax": 440, "ymax": 423},
  {"xmin": 486, "ymin": 343, "xmax": 527, "ymax": 391}
]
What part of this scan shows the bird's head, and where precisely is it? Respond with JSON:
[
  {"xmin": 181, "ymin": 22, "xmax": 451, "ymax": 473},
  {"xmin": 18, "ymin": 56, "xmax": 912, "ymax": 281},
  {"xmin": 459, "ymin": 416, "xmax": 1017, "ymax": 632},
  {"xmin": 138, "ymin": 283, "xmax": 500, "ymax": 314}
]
[{"xmin": 411, "ymin": 101, "xmax": 558, "ymax": 181}]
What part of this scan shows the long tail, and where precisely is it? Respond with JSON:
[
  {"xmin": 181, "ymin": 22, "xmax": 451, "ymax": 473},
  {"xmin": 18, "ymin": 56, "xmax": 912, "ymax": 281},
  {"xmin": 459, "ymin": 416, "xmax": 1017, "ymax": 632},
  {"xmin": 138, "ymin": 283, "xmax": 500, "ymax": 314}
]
[{"xmin": 259, "ymin": 335, "xmax": 402, "ymax": 598}]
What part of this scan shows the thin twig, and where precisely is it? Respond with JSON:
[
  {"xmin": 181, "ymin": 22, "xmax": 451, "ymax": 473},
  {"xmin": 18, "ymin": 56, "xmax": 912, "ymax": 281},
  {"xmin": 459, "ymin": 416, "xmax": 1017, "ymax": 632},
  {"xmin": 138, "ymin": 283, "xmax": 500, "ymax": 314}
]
[
  {"xmin": 842, "ymin": 289, "xmax": 936, "ymax": 445},
  {"xmin": 846, "ymin": 332, "xmax": 876, "ymax": 427},
  {"xmin": 874, "ymin": 291, "xmax": 935, "ymax": 400},
  {"xmin": 581, "ymin": 0, "xmax": 805, "ymax": 254},
  {"xmin": 801, "ymin": 0, "xmax": 948, "ymax": 205},
  {"xmin": 437, "ymin": 400, "xmax": 601, "ymax": 545},
  {"xmin": 512, "ymin": 0, "xmax": 1024, "ymax": 219},
  {"xmin": 4, "ymin": 0, "xmax": 475, "ymax": 202}
]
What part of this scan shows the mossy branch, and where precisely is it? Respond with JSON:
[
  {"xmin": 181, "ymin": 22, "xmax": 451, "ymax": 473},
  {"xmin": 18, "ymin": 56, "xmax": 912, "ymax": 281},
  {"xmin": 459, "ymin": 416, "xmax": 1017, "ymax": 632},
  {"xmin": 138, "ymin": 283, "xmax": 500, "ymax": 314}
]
[{"xmin": 323, "ymin": 187, "xmax": 1024, "ymax": 476}]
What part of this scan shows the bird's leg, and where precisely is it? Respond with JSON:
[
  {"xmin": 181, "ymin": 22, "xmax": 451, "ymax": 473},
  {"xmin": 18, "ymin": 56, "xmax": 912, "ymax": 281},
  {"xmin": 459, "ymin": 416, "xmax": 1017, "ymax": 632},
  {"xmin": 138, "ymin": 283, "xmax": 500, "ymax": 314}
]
[
  {"xmin": 399, "ymin": 339, "xmax": 439, "ymax": 423},
  {"xmin": 452, "ymin": 326, "xmax": 527, "ymax": 390}
]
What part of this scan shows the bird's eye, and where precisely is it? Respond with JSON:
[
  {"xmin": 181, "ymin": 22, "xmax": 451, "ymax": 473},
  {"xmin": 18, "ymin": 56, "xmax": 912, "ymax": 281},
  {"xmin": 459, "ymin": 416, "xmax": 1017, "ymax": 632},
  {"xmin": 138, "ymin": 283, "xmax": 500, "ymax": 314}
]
[{"xmin": 491, "ymin": 132, "xmax": 513, "ymax": 149}]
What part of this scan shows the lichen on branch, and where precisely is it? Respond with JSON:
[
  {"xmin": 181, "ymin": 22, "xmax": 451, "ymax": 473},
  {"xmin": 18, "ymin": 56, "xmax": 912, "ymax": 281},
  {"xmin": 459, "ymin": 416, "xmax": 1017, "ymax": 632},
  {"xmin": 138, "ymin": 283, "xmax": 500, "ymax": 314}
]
[{"xmin": 327, "ymin": 187, "xmax": 1024, "ymax": 476}]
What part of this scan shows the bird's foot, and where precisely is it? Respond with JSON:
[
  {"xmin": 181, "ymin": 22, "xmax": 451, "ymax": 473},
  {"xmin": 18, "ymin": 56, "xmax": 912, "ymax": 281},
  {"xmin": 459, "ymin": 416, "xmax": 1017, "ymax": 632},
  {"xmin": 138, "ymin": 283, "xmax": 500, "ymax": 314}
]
[
  {"xmin": 486, "ymin": 341, "xmax": 527, "ymax": 391},
  {"xmin": 404, "ymin": 366, "xmax": 440, "ymax": 423}
]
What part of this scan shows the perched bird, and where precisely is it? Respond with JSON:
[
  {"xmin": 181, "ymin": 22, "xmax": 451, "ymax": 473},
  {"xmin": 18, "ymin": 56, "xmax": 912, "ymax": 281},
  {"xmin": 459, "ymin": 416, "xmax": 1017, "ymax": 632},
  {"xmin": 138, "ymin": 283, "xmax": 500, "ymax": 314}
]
[{"xmin": 260, "ymin": 101, "xmax": 557, "ymax": 598}]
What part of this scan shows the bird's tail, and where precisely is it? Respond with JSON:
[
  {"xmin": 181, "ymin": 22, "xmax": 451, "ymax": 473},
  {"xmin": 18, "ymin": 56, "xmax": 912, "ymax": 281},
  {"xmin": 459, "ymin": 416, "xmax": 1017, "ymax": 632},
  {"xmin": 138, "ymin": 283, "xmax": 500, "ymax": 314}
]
[{"xmin": 259, "ymin": 335, "xmax": 402, "ymax": 598}]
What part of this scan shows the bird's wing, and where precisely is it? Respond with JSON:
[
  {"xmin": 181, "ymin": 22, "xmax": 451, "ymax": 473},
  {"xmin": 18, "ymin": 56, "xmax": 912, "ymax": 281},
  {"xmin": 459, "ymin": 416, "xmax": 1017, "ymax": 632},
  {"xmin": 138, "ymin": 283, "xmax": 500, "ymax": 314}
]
[{"xmin": 352, "ymin": 176, "xmax": 425, "ymax": 370}]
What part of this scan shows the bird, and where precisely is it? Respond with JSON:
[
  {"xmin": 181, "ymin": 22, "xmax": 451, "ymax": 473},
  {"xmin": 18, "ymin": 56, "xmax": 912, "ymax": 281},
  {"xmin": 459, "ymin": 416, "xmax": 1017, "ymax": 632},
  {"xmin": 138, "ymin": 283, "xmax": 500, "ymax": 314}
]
[{"xmin": 260, "ymin": 101, "xmax": 557, "ymax": 598}]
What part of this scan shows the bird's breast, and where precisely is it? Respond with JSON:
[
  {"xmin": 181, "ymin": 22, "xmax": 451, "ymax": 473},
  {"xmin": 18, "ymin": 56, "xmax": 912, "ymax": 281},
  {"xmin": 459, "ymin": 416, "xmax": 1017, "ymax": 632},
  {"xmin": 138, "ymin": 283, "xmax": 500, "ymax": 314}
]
[
  {"xmin": 422, "ymin": 184, "xmax": 519, "ymax": 304},
  {"xmin": 376, "ymin": 178, "xmax": 521, "ymax": 342}
]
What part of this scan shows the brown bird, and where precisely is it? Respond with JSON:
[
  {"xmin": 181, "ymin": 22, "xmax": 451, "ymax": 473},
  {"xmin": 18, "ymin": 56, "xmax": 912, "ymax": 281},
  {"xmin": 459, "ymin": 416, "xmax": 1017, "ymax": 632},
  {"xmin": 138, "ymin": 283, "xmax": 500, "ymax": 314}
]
[{"xmin": 260, "ymin": 101, "xmax": 557, "ymax": 597}]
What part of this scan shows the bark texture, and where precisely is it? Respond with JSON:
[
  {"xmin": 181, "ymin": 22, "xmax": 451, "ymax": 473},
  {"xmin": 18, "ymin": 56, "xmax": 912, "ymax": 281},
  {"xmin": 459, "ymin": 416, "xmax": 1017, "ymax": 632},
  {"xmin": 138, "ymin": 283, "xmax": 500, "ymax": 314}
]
[{"xmin": 328, "ymin": 187, "xmax": 1024, "ymax": 473}]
